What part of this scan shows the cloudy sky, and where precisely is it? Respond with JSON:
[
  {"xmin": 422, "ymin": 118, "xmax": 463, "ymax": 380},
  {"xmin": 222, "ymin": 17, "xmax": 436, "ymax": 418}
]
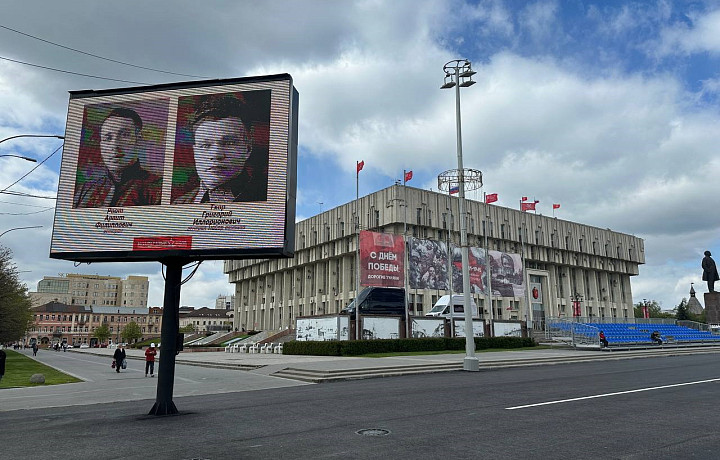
[{"xmin": 1, "ymin": 0, "xmax": 719, "ymax": 310}]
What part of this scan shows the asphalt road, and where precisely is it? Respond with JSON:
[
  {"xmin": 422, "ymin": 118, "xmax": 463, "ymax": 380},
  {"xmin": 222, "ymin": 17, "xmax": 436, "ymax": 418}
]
[{"xmin": 1, "ymin": 351, "xmax": 719, "ymax": 459}]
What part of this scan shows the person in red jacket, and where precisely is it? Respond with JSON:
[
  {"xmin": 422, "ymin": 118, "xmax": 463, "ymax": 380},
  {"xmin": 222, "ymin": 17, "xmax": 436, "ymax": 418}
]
[
  {"xmin": 599, "ymin": 331, "xmax": 609, "ymax": 348},
  {"xmin": 144, "ymin": 343, "xmax": 157, "ymax": 377}
]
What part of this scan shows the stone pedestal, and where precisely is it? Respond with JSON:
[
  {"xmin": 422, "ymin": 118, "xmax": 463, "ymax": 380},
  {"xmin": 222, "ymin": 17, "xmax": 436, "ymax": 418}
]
[{"xmin": 704, "ymin": 292, "xmax": 720, "ymax": 324}]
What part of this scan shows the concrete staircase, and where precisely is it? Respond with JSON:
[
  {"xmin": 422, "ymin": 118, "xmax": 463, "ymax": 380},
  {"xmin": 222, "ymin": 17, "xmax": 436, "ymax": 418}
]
[{"xmin": 272, "ymin": 362, "xmax": 463, "ymax": 383}]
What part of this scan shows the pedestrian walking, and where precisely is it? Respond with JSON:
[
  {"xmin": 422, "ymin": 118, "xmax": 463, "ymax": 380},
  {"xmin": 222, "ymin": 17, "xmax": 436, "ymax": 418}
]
[
  {"xmin": 113, "ymin": 344, "xmax": 126, "ymax": 373},
  {"xmin": 145, "ymin": 343, "xmax": 157, "ymax": 377},
  {"xmin": 32, "ymin": 342, "xmax": 38, "ymax": 356},
  {"xmin": 0, "ymin": 349, "xmax": 6, "ymax": 383}
]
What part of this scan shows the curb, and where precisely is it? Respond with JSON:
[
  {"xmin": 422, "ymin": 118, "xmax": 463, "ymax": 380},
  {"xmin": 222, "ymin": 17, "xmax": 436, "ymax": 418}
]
[{"xmin": 271, "ymin": 346, "xmax": 720, "ymax": 383}]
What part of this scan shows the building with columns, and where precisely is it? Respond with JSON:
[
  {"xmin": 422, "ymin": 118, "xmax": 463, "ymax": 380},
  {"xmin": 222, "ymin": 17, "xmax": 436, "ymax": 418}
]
[{"xmin": 224, "ymin": 184, "xmax": 644, "ymax": 333}]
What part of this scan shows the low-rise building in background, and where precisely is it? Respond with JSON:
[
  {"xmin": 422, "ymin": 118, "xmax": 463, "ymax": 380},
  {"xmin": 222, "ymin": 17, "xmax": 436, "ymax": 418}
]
[{"xmin": 29, "ymin": 273, "xmax": 150, "ymax": 308}]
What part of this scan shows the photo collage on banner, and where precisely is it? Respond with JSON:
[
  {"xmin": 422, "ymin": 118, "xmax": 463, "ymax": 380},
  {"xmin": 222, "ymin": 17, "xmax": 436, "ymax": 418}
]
[
  {"xmin": 408, "ymin": 237, "xmax": 449, "ymax": 290},
  {"xmin": 360, "ymin": 231, "xmax": 525, "ymax": 296},
  {"xmin": 450, "ymin": 246, "xmax": 487, "ymax": 294},
  {"xmin": 359, "ymin": 230, "xmax": 405, "ymax": 288},
  {"xmin": 488, "ymin": 250, "xmax": 525, "ymax": 297}
]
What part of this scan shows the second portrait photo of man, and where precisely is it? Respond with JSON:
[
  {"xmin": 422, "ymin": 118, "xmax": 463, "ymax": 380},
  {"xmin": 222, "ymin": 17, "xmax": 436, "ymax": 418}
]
[{"xmin": 171, "ymin": 90, "xmax": 271, "ymax": 204}]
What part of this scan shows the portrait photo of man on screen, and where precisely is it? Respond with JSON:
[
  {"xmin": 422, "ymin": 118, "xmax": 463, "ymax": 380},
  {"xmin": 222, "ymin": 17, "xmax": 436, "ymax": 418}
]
[
  {"xmin": 73, "ymin": 102, "xmax": 168, "ymax": 209},
  {"xmin": 171, "ymin": 91, "xmax": 270, "ymax": 204}
]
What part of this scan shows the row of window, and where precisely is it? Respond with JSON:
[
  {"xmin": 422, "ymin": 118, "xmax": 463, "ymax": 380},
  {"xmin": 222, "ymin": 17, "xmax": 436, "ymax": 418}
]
[
  {"xmin": 34, "ymin": 314, "xmax": 160, "ymax": 324},
  {"xmin": 29, "ymin": 326, "xmax": 160, "ymax": 334},
  {"xmin": 187, "ymin": 320, "xmax": 227, "ymax": 326},
  {"xmin": 71, "ymin": 282, "xmax": 146, "ymax": 290}
]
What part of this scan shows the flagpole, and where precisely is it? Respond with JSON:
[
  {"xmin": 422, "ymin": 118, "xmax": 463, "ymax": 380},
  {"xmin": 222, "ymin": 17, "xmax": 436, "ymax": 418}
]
[
  {"xmin": 520, "ymin": 221, "xmax": 534, "ymax": 331},
  {"xmin": 356, "ymin": 161, "xmax": 361, "ymax": 340},
  {"xmin": 447, "ymin": 191, "xmax": 454, "ymax": 337},
  {"xmin": 483, "ymin": 192, "xmax": 493, "ymax": 324},
  {"xmin": 403, "ymin": 170, "xmax": 410, "ymax": 339}
]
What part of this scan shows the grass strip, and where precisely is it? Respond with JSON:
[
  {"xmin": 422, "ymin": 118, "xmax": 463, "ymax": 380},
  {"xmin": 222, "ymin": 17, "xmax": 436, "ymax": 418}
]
[{"xmin": 0, "ymin": 350, "xmax": 82, "ymax": 388}]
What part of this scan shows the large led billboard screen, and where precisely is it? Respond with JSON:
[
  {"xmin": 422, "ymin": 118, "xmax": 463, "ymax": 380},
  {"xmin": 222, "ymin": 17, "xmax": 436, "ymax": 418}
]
[{"xmin": 50, "ymin": 74, "xmax": 298, "ymax": 262}]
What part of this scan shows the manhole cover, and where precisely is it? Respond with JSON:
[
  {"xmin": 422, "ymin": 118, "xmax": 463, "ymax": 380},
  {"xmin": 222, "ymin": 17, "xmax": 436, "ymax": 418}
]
[{"xmin": 356, "ymin": 428, "xmax": 391, "ymax": 436}]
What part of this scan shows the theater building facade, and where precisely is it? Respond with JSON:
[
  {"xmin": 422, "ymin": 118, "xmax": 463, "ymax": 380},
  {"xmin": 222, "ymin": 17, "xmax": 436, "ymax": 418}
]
[{"xmin": 224, "ymin": 185, "xmax": 644, "ymax": 333}]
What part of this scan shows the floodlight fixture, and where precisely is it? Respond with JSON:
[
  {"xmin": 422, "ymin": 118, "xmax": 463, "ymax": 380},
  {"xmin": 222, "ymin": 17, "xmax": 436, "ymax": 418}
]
[{"xmin": 441, "ymin": 74, "xmax": 456, "ymax": 89}]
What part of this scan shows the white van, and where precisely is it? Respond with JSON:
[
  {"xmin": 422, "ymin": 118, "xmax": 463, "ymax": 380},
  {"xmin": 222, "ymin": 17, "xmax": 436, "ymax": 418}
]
[{"xmin": 425, "ymin": 295, "xmax": 479, "ymax": 319}]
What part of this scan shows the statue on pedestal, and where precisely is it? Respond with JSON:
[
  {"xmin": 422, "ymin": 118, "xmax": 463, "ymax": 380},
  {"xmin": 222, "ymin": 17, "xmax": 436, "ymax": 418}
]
[{"xmin": 702, "ymin": 251, "xmax": 719, "ymax": 292}]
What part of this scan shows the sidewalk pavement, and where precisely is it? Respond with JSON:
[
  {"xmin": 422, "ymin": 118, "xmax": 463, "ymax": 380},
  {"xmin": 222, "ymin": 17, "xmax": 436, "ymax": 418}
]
[{"xmin": 71, "ymin": 344, "xmax": 720, "ymax": 382}]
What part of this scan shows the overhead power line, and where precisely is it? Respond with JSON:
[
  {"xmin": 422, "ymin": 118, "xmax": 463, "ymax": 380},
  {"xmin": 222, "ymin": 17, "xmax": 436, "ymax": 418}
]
[
  {"xmin": 0, "ymin": 55, "xmax": 150, "ymax": 85},
  {"xmin": 0, "ymin": 207, "xmax": 54, "ymax": 216},
  {"xmin": 0, "ymin": 23, "xmax": 210, "ymax": 79},
  {"xmin": 0, "ymin": 190, "xmax": 56, "ymax": 199},
  {"xmin": 1, "ymin": 144, "xmax": 62, "ymax": 192},
  {"xmin": 0, "ymin": 200, "xmax": 52, "ymax": 208}
]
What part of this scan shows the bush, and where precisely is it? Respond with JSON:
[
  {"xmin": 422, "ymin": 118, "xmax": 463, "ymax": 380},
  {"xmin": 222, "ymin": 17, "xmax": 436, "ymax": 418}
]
[{"xmin": 282, "ymin": 336, "xmax": 536, "ymax": 356}]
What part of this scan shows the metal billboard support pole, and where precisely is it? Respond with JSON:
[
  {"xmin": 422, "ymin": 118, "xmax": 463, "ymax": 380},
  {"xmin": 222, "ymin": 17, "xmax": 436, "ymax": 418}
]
[{"xmin": 148, "ymin": 258, "xmax": 185, "ymax": 416}]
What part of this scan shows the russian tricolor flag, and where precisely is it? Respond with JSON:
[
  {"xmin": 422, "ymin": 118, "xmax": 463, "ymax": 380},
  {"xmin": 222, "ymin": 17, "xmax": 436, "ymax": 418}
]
[{"xmin": 449, "ymin": 186, "xmax": 459, "ymax": 195}]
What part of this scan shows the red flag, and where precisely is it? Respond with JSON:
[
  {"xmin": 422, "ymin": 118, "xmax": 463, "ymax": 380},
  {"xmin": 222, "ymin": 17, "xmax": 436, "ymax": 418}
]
[
  {"xmin": 521, "ymin": 200, "xmax": 539, "ymax": 212},
  {"xmin": 449, "ymin": 186, "xmax": 459, "ymax": 195},
  {"xmin": 521, "ymin": 196, "xmax": 528, "ymax": 202},
  {"xmin": 357, "ymin": 160, "xmax": 364, "ymax": 173},
  {"xmin": 553, "ymin": 204, "xmax": 560, "ymax": 209},
  {"xmin": 404, "ymin": 170, "xmax": 413, "ymax": 183},
  {"xmin": 485, "ymin": 193, "xmax": 498, "ymax": 204}
]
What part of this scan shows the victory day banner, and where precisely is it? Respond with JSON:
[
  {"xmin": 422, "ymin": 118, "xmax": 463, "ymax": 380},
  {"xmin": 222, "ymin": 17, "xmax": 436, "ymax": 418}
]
[
  {"xmin": 408, "ymin": 237, "xmax": 449, "ymax": 290},
  {"xmin": 451, "ymin": 246, "xmax": 487, "ymax": 294},
  {"xmin": 359, "ymin": 230, "xmax": 405, "ymax": 288}
]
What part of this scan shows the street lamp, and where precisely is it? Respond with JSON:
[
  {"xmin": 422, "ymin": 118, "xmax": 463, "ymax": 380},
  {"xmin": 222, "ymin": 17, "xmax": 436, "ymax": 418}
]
[
  {"xmin": 641, "ymin": 298, "xmax": 651, "ymax": 320},
  {"xmin": 0, "ymin": 226, "xmax": 42, "ymax": 238},
  {"xmin": 571, "ymin": 292, "xmax": 583, "ymax": 319},
  {"xmin": 0, "ymin": 134, "xmax": 64, "ymax": 145},
  {"xmin": 1, "ymin": 134, "xmax": 64, "ymax": 163},
  {"xmin": 0, "ymin": 154, "xmax": 37, "ymax": 162},
  {"xmin": 439, "ymin": 59, "xmax": 479, "ymax": 372}
]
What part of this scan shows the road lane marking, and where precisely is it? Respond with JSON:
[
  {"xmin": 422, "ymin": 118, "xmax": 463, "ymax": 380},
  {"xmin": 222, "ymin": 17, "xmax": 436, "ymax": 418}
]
[{"xmin": 506, "ymin": 378, "xmax": 720, "ymax": 410}]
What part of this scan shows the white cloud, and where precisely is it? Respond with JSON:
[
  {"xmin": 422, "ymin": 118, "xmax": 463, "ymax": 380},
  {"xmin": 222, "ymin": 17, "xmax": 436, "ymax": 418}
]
[
  {"xmin": 2, "ymin": 0, "xmax": 720, "ymax": 313},
  {"xmin": 657, "ymin": 8, "xmax": 720, "ymax": 56}
]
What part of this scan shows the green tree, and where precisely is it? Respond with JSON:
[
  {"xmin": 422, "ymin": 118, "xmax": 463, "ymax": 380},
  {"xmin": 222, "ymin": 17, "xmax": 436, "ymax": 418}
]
[
  {"xmin": 673, "ymin": 298, "xmax": 706, "ymax": 323},
  {"xmin": 675, "ymin": 300, "xmax": 689, "ymax": 320},
  {"xmin": 179, "ymin": 324, "xmax": 196, "ymax": 333},
  {"xmin": 633, "ymin": 299, "xmax": 671, "ymax": 318},
  {"xmin": 93, "ymin": 324, "xmax": 111, "ymax": 344},
  {"xmin": 0, "ymin": 247, "xmax": 33, "ymax": 343},
  {"xmin": 121, "ymin": 321, "xmax": 142, "ymax": 343}
]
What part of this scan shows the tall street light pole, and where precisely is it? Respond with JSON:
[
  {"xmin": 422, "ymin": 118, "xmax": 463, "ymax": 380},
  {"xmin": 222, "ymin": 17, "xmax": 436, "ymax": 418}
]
[{"xmin": 440, "ymin": 59, "xmax": 480, "ymax": 372}]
